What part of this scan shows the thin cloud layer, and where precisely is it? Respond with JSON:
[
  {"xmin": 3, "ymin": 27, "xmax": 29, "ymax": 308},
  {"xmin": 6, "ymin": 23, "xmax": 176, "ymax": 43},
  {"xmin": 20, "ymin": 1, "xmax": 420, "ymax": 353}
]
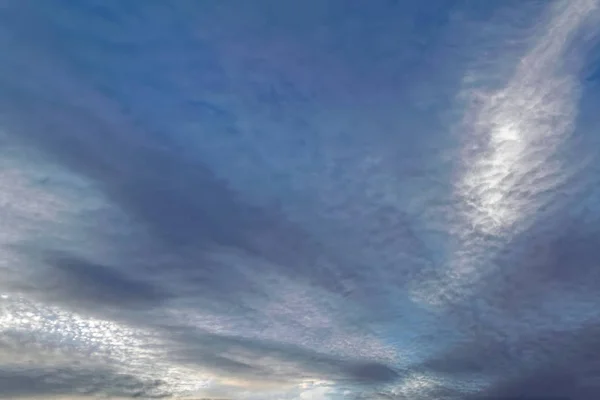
[{"xmin": 1, "ymin": 0, "xmax": 600, "ymax": 399}]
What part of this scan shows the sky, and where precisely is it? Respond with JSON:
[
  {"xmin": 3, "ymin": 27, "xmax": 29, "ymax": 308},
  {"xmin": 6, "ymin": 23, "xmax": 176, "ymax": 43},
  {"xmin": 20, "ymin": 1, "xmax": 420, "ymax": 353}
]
[{"xmin": 1, "ymin": 0, "xmax": 600, "ymax": 399}]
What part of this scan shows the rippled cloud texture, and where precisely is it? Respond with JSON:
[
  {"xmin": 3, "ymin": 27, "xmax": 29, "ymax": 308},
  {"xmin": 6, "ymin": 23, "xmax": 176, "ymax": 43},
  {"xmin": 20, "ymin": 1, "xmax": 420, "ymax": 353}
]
[{"xmin": 1, "ymin": 0, "xmax": 600, "ymax": 399}]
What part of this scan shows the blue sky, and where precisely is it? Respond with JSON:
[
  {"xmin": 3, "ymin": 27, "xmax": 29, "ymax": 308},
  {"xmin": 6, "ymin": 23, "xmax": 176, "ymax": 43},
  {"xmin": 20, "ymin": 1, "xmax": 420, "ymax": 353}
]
[{"xmin": 1, "ymin": 0, "xmax": 600, "ymax": 399}]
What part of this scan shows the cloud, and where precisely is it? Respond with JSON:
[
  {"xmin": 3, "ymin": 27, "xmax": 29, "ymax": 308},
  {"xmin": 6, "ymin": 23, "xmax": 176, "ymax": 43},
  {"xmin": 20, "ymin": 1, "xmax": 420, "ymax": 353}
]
[
  {"xmin": 37, "ymin": 251, "xmax": 170, "ymax": 310},
  {"xmin": 0, "ymin": 366, "xmax": 167, "ymax": 399},
  {"xmin": 1, "ymin": 1, "xmax": 600, "ymax": 399},
  {"xmin": 411, "ymin": 0, "xmax": 600, "ymax": 307},
  {"xmin": 161, "ymin": 326, "xmax": 400, "ymax": 385}
]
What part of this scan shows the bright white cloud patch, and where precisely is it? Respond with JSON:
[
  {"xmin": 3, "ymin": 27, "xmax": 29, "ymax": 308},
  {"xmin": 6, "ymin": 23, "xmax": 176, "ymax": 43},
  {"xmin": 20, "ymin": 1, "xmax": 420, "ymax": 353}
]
[{"xmin": 412, "ymin": 0, "xmax": 600, "ymax": 308}]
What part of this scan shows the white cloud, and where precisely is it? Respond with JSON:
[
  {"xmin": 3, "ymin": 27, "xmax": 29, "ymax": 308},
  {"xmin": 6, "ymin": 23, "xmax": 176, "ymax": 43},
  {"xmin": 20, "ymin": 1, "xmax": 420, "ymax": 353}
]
[{"xmin": 412, "ymin": 0, "xmax": 600, "ymax": 308}]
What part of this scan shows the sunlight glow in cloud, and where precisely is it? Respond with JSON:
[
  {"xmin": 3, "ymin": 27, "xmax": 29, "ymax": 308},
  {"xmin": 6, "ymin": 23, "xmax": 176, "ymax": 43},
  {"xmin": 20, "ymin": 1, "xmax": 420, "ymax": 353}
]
[
  {"xmin": 413, "ymin": 0, "xmax": 600, "ymax": 308},
  {"xmin": 460, "ymin": 0, "xmax": 598, "ymax": 235}
]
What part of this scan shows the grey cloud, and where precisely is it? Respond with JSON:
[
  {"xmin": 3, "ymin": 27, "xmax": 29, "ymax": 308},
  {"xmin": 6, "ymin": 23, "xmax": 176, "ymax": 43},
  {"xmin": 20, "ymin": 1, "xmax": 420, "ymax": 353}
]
[
  {"xmin": 163, "ymin": 327, "xmax": 400, "ymax": 386},
  {"xmin": 0, "ymin": 366, "xmax": 168, "ymax": 398},
  {"xmin": 410, "ymin": 219, "xmax": 600, "ymax": 399},
  {"xmin": 476, "ymin": 322, "xmax": 600, "ymax": 400},
  {"xmin": 41, "ymin": 251, "xmax": 170, "ymax": 310}
]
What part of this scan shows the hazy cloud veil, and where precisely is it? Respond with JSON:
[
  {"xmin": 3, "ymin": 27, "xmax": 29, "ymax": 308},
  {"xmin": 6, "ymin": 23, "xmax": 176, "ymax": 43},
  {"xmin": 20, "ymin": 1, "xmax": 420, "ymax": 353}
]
[{"xmin": 1, "ymin": 1, "xmax": 600, "ymax": 399}]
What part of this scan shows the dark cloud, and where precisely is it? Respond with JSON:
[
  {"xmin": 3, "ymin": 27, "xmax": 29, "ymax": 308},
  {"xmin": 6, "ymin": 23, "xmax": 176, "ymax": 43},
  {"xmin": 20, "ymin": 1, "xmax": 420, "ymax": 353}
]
[
  {"xmin": 411, "ymin": 213, "xmax": 600, "ymax": 399},
  {"xmin": 473, "ymin": 322, "xmax": 600, "ymax": 400},
  {"xmin": 0, "ymin": 79, "xmax": 353, "ymax": 301},
  {"xmin": 40, "ymin": 251, "xmax": 170, "ymax": 310},
  {"xmin": 162, "ymin": 326, "xmax": 400, "ymax": 385},
  {"xmin": 418, "ymin": 322, "xmax": 600, "ymax": 399},
  {"xmin": 0, "ymin": 366, "xmax": 167, "ymax": 398}
]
